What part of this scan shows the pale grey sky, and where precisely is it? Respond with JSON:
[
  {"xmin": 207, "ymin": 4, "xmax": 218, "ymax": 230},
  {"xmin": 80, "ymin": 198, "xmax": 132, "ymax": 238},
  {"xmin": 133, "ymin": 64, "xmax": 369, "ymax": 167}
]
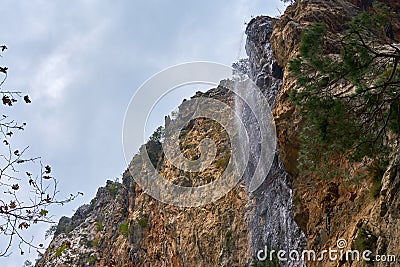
[{"xmin": 0, "ymin": 1, "xmax": 285, "ymax": 265}]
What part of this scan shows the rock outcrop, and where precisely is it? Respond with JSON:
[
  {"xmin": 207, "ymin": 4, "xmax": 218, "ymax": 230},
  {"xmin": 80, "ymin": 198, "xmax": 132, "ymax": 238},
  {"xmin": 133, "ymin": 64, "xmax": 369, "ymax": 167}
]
[{"xmin": 36, "ymin": 96, "xmax": 251, "ymax": 266}]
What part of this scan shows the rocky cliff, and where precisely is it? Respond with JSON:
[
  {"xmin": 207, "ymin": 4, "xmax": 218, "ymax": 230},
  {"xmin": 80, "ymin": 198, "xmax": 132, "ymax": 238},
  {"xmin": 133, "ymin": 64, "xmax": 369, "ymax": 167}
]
[
  {"xmin": 37, "ymin": 0, "xmax": 400, "ymax": 266},
  {"xmin": 36, "ymin": 15, "xmax": 304, "ymax": 266},
  {"xmin": 271, "ymin": 0, "xmax": 400, "ymax": 266},
  {"xmin": 36, "ymin": 96, "xmax": 250, "ymax": 266}
]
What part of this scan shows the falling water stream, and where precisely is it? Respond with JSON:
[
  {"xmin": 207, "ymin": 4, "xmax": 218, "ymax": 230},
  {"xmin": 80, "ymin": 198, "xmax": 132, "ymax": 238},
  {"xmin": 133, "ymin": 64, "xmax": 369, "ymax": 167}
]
[{"xmin": 235, "ymin": 16, "xmax": 306, "ymax": 266}]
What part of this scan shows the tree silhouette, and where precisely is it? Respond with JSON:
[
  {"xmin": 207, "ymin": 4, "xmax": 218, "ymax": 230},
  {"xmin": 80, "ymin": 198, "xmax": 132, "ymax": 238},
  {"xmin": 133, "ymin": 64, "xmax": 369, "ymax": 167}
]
[{"xmin": 0, "ymin": 45, "xmax": 81, "ymax": 257}]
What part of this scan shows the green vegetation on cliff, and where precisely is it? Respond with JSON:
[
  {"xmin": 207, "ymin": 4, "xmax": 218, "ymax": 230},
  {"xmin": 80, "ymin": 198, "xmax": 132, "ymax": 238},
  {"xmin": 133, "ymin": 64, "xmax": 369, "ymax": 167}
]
[{"xmin": 118, "ymin": 221, "xmax": 129, "ymax": 237}]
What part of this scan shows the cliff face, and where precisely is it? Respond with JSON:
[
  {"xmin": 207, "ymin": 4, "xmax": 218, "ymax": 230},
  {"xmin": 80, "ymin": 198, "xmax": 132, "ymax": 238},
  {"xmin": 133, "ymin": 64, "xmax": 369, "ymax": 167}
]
[
  {"xmin": 36, "ymin": 93, "xmax": 250, "ymax": 266},
  {"xmin": 37, "ymin": 1, "xmax": 400, "ymax": 266},
  {"xmin": 36, "ymin": 16, "xmax": 304, "ymax": 267},
  {"xmin": 271, "ymin": 0, "xmax": 400, "ymax": 266}
]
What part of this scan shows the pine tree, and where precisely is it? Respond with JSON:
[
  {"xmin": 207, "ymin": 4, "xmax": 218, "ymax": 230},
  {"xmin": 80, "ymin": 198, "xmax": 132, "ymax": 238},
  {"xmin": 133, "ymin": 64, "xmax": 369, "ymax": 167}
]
[{"xmin": 288, "ymin": 2, "xmax": 400, "ymax": 176}]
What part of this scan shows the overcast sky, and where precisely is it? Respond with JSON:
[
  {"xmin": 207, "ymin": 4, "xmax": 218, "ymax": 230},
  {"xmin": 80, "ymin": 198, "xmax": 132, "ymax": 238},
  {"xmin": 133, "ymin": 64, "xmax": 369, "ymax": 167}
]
[{"xmin": 0, "ymin": 0, "xmax": 285, "ymax": 265}]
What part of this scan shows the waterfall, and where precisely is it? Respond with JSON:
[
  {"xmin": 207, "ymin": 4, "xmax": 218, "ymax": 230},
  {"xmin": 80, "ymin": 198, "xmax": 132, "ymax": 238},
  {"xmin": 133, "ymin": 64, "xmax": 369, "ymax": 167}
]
[{"xmin": 235, "ymin": 16, "xmax": 306, "ymax": 266}]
